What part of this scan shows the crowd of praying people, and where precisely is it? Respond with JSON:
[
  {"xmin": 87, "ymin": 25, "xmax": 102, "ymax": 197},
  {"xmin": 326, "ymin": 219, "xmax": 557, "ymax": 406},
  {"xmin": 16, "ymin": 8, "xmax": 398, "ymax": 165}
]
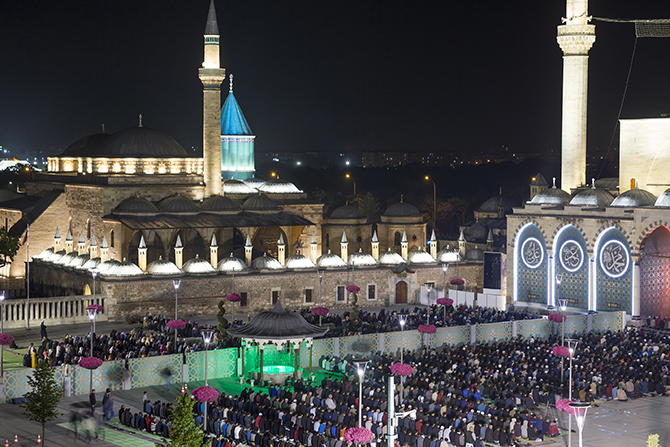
[{"xmin": 105, "ymin": 325, "xmax": 670, "ymax": 447}]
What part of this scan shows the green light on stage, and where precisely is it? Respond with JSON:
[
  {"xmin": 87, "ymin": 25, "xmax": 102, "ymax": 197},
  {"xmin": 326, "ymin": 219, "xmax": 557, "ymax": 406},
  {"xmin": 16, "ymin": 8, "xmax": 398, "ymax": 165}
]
[{"xmin": 262, "ymin": 365, "xmax": 294, "ymax": 374}]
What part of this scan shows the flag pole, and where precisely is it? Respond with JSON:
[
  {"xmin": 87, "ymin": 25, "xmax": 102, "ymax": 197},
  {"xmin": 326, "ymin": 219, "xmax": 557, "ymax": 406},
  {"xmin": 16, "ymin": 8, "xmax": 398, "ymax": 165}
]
[{"xmin": 26, "ymin": 224, "xmax": 30, "ymax": 330}]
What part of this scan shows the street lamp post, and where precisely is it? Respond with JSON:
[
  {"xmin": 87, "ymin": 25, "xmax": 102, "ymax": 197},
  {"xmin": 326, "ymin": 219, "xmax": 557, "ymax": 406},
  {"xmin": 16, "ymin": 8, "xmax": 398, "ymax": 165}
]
[
  {"xmin": 425, "ymin": 176, "xmax": 436, "ymax": 230},
  {"xmin": 92, "ymin": 271, "xmax": 98, "ymax": 332},
  {"xmin": 398, "ymin": 314, "xmax": 408, "ymax": 364},
  {"xmin": 568, "ymin": 401, "xmax": 590, "ymax": 447},
  {"xmin": 202, "ymin": 330, "xmax": 213, "ymax": 434},
  {"xmin": 318, "ymin": 270, "xmax": 324, "ymax": 326},
  {"xmin": 424, "ymin": 283, "xmax": 433, "ymax": 323},
  {"xmin": 559, "ymin": 294, "xmax": 567, "ymax": 384},
  {"xmin": 86, "ymin": 307, "xmax": 98, "ymax": 392},
  {"xmin": 0, "ymin": 291, "xmax": 4, "ymax": 377},
  {"xmin": 172, "ymin": 279, "xmax": 181, "ymax": 353},
  {"xmin": 453, "ymin": 249, "xmax": 460, "ymax": 280},
  {"xmin": 442, "ymin": 264, "xmax": 449, "ymax": 322},
  {"xmin": 345, "ymin": 174, "xmax": 356, "ymax": 197},
  {"xmin": 566, "ymin": 338, "xmax": 579, "ymax": 447},
  {"xmin": 353, "ymin": 359, "xmax": 369, "ymax": 428}
]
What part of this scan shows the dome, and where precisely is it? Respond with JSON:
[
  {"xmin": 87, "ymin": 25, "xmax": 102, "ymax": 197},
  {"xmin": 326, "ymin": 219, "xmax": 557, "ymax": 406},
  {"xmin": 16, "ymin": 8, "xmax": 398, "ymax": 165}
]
[
  {"xmin": 251, "ymin": 253, "xmax": 284, "ymax": 270},
  {"xmin": 94, "ymin": 259, "xmax": 121, "ymax": 274},
  {"xmin": 408, "ymin": 249, "xmax": 436, "ymax": 264},
  {"xmin": 436, "ymin": 248, "xmax": 463, "ymax": 263},
  {"xmin": 223, "ymin": 179, "xmax": 256, "ymax": 195},
  {"xmin": 316, "ymin": 250, "xmax": 347, "ymax": 268},
  {"xmin": 348, "ymin": 250, "xmax": 377, "ymax": 266},
  {"xmin": 465, "ymin": 248, "xmax": 484, "ymax": 261},
  {"xmin": 383, "ymin": 201, "xmax": 421, "ymax": 217},
  {"xmin": 47, "ymin": 249, "xmax": 67, "ymax": 263},
  {"xmin": 182, "ymin": 255, "xmax": 216, "ymax": 274},
  {"xmin": 147, "ymin": 257, "xmax": 182, "ymax": 275},
  {"xmin": 200, "ymin": 195, "xmax": 238, "ymax": 212},
  {"xmin": 257, "ymin": 179, "xmax": 303, "ymax": 194},
  {"xmin": 569, "ymin": 188, "xmax": 614, "ymax": 207},
  {"xmin": 34, "ymin": 247, "xmax": 54, "ymax": 260},
  {"xmin": 477, "ymin": 195, "xmax": 515, "ymax": 214},
  {"xmin": 610, "ymin": 188, "xmax": 656, "ymax": 208},
  {"xmin": 90, "ymin": 127, "xmax": 188, "ymax": 158},
  {"xmin": 378, "ymin": 249, "xmax": 405, "ymax": 265},
  {"xmin": 60, "ymin": 133, "xmax": 109, "ymax": 157},
  {"xmin": 240, "ymin": 194, "xmax": 279, "ymax": 211},
  {"xmin": 79, "ymin": 257, "xmax": 101, "ymax": 271},
  {"xmin": 68, "ymin": 254, "xmax": 90, "ymax": 268},
  {"xmin": 218, "ymin": 254, "xmax": 249, "ymax": 272},
  {"xmin": 104, "ymin": 260, "xmax": 145, "ymax": 277},
  {"xmin": 655, "ymin": 187, "xmax": 670, "ymax": 207},
  {"xmin": 157, "ymin": 195, "xmax": 200, "ymax": 214},
  {"xmin": 529, "ymin": 187, "xmax": 572, "ymax": 206},
  {"xmin": 285, "ymin": 253, "xmax": 316, "ymax": 269},
  {"xmin": 242, "ymin": 177, "xmax": 266, "ymax": 190},
  {"xmin": 464, "ymin": 222, "xmax": 488, "ymax": 241},
  {"xmin": 56, "ymin": 251, "xmax": 78, "ymax": 265},
  {"xmin": 228, "ymin": 300, "xmax": 327, "ymax": 340},
  {"xmin": 329, "ymin": 205, "xmax": 364, "ymax": 219},
  {"xmin": 113, "ymin": 196, "xmax": 159, "ymax": 216}
]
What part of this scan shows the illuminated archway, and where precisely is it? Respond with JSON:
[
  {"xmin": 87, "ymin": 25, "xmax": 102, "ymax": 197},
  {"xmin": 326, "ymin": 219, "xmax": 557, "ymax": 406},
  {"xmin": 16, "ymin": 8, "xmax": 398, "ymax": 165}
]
[
  {"xmin": 513, "ymin": 223, "xmax": 548, "ymax": 304},
  {"xmin": 552, "ymin": 225, "xmax": 588, "ymax": 310},
  {"xmin": 593, "ymin": 227, "xmax": 632, "ymax": 314}
]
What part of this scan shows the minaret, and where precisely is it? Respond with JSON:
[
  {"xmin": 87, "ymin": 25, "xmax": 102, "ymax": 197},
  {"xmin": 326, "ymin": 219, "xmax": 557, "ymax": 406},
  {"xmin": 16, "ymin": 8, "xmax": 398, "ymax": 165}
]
[
  {"xmin": 401, "ymin": 231, "xmax": 408, "ymax": 260},
  {"xmin": 277, "ymin": 234, "xmax": 286, "ymax": 265},
  {"xmin": 340, "ymin": 231, "xmax": 349, "ymax": 261},
  {"xmin": 429, "ymin": 230, "xmax": 438, "ymax": 259},
  {"xmin": 138, "ymin": 235, "xmax": 147, "ymax": 271},
  {"xmin": 199, "ymin": 0, "xmax": 226, "ymax": 197},
  {"xmin": 210, "ymin": 234, "xmax": 218, "ymax": 268},
  {"xmin": 371, "ymin": 230, "xmax": 379, "ymax": 260},
  {"xmin": 89, "ymin": 234, "xmax": 98, "ymax": 259},
  {"xmin": 54, "ymin": 227, "xmax": 61, "ymax": 252},
  {"xmin": 174, "ymin": 235, "xmax": 183, "ymax": 268},
  {"xmin": 557, "ymin": 0, "xmax": 595, "ymax": 192}
]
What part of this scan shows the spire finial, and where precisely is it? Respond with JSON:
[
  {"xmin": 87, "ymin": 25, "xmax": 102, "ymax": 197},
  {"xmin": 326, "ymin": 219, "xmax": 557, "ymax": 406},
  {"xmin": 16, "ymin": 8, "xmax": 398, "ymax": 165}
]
[
  {"xmin": 139, "ymin": 114, "xmax": 143, "ymax": 127},
  {"xmin": 102, "ymin": 124, "xmax": 105, "ymax": 133},
  {"xmin": 592, "ymin": 178, "xmax": 596, "ymax": 189},
  {"xmin": 552, "ymin": 177, "xmax": 556, "ymax": 188},
  {"xmin": 400, "ymin": 195, "xmax": 404, "ymax": 203},
  {"xmin": 229, "ymin": 74, "xmax": 233, "ymax": 93}
]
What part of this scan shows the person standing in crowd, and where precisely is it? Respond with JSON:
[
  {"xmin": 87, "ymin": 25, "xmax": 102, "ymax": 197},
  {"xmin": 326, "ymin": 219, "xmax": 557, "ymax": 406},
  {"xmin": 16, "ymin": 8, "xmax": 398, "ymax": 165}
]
[
  {"xmin": 89, "ymin": 389, "xmax": 96, "ymax": 416},
  {"xmin": 103, "ymin": 388, "xmax": 114, "ymax": 422}
]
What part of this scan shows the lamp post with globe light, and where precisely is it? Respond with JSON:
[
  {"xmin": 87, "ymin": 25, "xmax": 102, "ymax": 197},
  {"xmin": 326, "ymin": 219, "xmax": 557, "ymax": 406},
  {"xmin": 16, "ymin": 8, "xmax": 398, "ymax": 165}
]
[
  {"xmin": 353, "ymin": 359, "xmax": 369, "ymax": 428},
  {"xmin": 442, "ymin": 264, "xmax": 448, "ymax": 297},
  {"xmin": 398, "ymin": 314, "xmax": 408, "ymax": 364},
  {"xmin": 568, "ymin": 401, "xmax": 590, "ymax": 447},
  {"xmin": 92, "ymin": 271, "xmax": 98, "ymax": 332},
  {"xmin": 86, "ymin": 306, "xmax": 98, "ymax": 391},
  {"xmin": 559, "ymin": 294, "xmax": 567, "ymax": 383},
  {"xmin": 202, "ymin": 330, "xmax": 213, "ymax": 433},
  {"xmin": 566, "ymin": 338, "xmax": 579, "ymax": 447},
  {"xmin": 172, "ymin": 279, "xmax": 181, "ymax": 352}
]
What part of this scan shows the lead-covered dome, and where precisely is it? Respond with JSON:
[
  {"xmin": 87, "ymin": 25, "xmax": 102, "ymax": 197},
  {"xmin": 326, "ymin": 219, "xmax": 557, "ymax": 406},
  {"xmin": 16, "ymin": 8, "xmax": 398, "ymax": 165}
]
[
  {"xmin": 79, "ymin": 257, "xmax": 101, "ymax": 271},
  {"xmin": 568, "ymin": 188, "xmax": 614, "ymax": 207},
  {"xmin": 477, "ymin": 195, "xmax": 515, "ymax": 214},
  {"xmin": 157, "ymin": 195, "xmax": 200, "ymax": 214},
  {"xmin": 47, "ymin": 249, "xmax": 67, "ymax": 263},
  {"xmin": 94, "ymin": 259, "xmax": 121, "ymax": 274},
  {"xmin": 34, "ymin": 248, "xmax": 54, "ymax": 260},
  {"xmin": 60, "ymin": 133, "xmax": 109, "ymax": 157},
  {"xmin": 182, "ymin": 255, "xmax": 216, "ymax": 274},
  {"xmin": 104, "ymin": 259, "xmax": 145, "ymax": 277},
  {"xmin": 378, "ymin": 249, "xmax": 404, "ymax": 265},
  {"xmin": 113, "ymin": 196, "xmax": 159, "ymax": 216},
  {"xmin": 655, "ymin": 187, "xmax": 670, "ymax": 207},
  {"xmin": 68, "ymin": 254, "xmax": 90, "ymax": 268},
  {"xmin": 348, "ymin": 250, "xmax": 377, "ymax": 266},
  {"xmin": 147, "ymin": 257, "xmax": 182, "ymax": 275},
  {"xmin": 218, "ymin": 254, "xmax": 249, "ymax": 272},
  {"xmin": 223, "ymin": 179, "xmax": 256, "ymax": 195},
  {"xmin": 200, "ymin": 195, "xmax": 238, "ymax": 213},
  {"xmin": 436, "ymin": 248, "xmax": 462, "ymax": 263},
  {"xmin": 316, "ymin": 250, "xmax": 347, "ymax": 268},
  {"xmin": 251, "ymin": 253, "xmax": 284, "ymax": 270},
  {"xmin": 408, "ymin": 249, "xmax": 436, "ymax": 264},
  {"xmin": 257, "ymin": 179, "xmax": 303, "ymax": 194},
  {"xmin": 465, "ymin": 248, "xmax": 484, "ymax": 261},
  {"xmin": 329, "ymin": 205, "xmax": 364, "ymax": 219},
  {"xmin": 242, "ymin": 177, "xmax": 265, "ymax": 190},
  {"xmin": 285, "ymin": 253, "xmax": 316, "ymax": 269},
  {"xmin": 57, "ymin": 251, "xmax": 78, "ymax": 265},
  {"xmin": 383, "ymin": 202, "xmax": 421, "ymax": 217},
  {"xmin": 241, "ymin": 194, "xmax": 279, "ymax": 211},
  {"xmin": 610, "ymin": 188, "xmax": 656, "ymax": 208},
  {"xmin": 529, "ymin": 187, "xmax": 572, "ymax": 206},
  {"xmin": 90, "ymin": 127, "xmax": 188, "ymax": 158}
]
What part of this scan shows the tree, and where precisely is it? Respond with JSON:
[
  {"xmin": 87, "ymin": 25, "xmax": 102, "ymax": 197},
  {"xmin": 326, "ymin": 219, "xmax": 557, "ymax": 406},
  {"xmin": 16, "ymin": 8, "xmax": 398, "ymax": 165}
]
[
  {"xmin": 353, "ymin": 192, "xmax": 380, "ymax": 223},
  {"xmin": 216, "ymin": 300, "xmax": 229, "ymax": 344},
  {"xmin": 0, "ymin": 226, "xmax": 20, "ymax": 268},
  {"xmin": 157, "ymin": 392, "xmax": 206, "ymax": 447},
  {"xmin": 21, "ymin": 359, "xmax": 63, "ymax": 447}
]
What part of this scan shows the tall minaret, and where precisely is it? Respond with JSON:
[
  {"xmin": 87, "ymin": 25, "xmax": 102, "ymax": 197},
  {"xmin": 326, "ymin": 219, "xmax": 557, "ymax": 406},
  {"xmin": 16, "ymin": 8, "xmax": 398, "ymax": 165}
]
[
  {"xmin": 557, "ymin": 0, "xmax": 595, "ymax": 192},
  {"xmin": 199, "ymin": 0, "xmax": 226, "ymax": 197}
]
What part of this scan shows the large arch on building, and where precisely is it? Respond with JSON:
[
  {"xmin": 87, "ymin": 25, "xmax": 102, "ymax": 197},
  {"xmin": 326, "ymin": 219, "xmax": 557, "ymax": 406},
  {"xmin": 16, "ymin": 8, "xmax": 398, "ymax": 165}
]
[
  {"xmin": 514, "ymin": 223, "xmax": 548, "ymax": 305},
  {"xmin": 594, "ymin": 227, "xmax": 632, "ymax": 314},
  {"xmin": 639, "ymin": 226, "xmax": 670, "ymax": 318},
  {"xmin": 252, "ymin": 226, "xmax": 287, "ymax": 258},
  {"xmin": 553, "ymin": 224, "xmax": 588, "ymax": 310}
]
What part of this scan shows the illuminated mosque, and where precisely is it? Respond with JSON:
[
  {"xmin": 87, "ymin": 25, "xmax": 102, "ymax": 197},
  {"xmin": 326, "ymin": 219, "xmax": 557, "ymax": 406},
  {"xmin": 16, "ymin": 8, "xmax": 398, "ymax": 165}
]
[
  {"xmin": 507, "ymin": 0, "xmax": 670, "ymax": 320},
  {"xmin": 0, "ymin": 1, "xmax": 483, "ymax": 320}
]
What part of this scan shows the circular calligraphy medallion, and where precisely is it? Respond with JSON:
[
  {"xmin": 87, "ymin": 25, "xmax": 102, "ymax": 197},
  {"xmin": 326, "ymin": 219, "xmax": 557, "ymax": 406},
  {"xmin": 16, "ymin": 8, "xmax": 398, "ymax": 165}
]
[
  {"xmin": 560, "ymin": 240, "xmax": 584, "ymax": 272},
  {"xmin": 521, "ymin": 237, "xmax": 544, "ymax": 269},
  {"xmin": 599, "ymin": 240, "xmax": 629, "ymax": 278}
]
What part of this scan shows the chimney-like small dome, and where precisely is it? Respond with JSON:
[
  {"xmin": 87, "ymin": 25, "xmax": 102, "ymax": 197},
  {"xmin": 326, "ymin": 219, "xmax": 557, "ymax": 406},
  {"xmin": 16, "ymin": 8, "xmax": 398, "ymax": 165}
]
[
  {"xmin": 241, "ymin": 194, "xmax": 279, "ymax": 211},
  {"xmin": 251, "ymin": 253, "xmax": 284, "ymax": 270},
  {"xmin": 200, "ymin": 195, "xmax": 238, "ymax": 212},
  {"xmin": 79, "ymin": 257, "xmax": 101, "ymax": 271},
  {"xmin": 408, "ymin": 249, "xmax": 436, "ymax": 264},
  {"xmin": 378, "ymin": 249, "xmax": 404, "ymax": 265},
  {"xmin": 34, "ymin": 248, "xmax": 54, "ymax": 260},
  {"xmin": 113, "ymin": 196, "xmax": 159, "ymax": 216},
  {"xmin": 436, "ymin": 248, "xmax": 462, "ymax": 263},
  {"xmin": 56, "ymin": 251, "xmax": 78, "ymax": 266},
  {"xmin": 348, "ymin": 250, "xmax": 378, "ymax": 266},
  {"xmin": 94, "ymin": 259, "xmax": 122, "ymax": 274},
  {"xmin": 218, "ymin": 255, "xmax": 249, "ymax": 272},
  {"xmin": 47, "ymin": 249, "xmax": 67, "ymax": 263},
  {"xmin": 157, "ymin": 195, "xmax": 200, "ymax": 214},
  {"xmin": 182, "ymin": 255, "xmax": 216, "ymax": 274},
  {"xmin": 285, "ymin": 254, "xmax": 316, "ymax": 269},
  {"xmin": 69, "ymin": 254, "xmax": 90, "ymax": 268},
  {"xmin": 104, "ymin": 260, "xmax": 145, "ymax": 277},
  {"xmin": 147, "ymin": 257, "xmax": 182, "ymax": 275},
  {"xmin": 316, "ymin": 251, "xmax": 347, "ymax": 268}
]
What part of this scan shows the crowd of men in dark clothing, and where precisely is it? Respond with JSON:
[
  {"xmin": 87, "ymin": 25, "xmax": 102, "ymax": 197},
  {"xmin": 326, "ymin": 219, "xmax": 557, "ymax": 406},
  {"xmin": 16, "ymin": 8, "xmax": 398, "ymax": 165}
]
[{"xmin": 106, "ymin": 323, "xmax": 670, "ymax": 447}]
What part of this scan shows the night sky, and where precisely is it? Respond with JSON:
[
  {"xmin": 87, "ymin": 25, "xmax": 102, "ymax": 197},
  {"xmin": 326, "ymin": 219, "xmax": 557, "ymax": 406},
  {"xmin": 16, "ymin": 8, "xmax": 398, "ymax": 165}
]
[{"xmin": 3, "ymin": 1, "xmax": 670, "ymax": 158}]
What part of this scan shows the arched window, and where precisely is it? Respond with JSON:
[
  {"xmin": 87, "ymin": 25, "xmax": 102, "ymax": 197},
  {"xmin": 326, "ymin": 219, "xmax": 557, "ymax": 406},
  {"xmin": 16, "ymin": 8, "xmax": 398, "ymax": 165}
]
[
  {"xmin": 326, "ymin": 233, "xmax": 330, "ymax": 248},
  {"xmin": 86, "ymin": 219, "xmax": 91, "ymax": 239},
  {"xmin": 110, "ymin": 230, "xmax": 115, "ymax": 248},
  {"xmin": 394, "ymin": 231, "xmax": 401, "ymax": 246}
]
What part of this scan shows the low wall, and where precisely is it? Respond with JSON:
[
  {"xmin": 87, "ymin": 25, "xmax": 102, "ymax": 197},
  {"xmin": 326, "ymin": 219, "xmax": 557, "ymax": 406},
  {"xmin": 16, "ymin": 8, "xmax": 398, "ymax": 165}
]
[{"xmin": 1, "ymin": 295, "xmax": 107, "ymax": 330}]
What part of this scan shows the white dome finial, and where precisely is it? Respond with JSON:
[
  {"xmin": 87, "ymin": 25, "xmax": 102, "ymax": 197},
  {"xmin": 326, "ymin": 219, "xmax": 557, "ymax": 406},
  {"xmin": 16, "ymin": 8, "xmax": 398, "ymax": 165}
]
[{"xmin": 138, "ymin": 114, "xmax": 143, "ymax": 127}]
